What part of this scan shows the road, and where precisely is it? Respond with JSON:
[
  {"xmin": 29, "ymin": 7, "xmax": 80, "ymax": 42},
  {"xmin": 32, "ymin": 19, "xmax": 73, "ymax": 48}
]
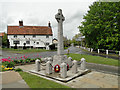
[{"xmin": 0, "ymin": 46, "xmax": 119, "ymax": 75}]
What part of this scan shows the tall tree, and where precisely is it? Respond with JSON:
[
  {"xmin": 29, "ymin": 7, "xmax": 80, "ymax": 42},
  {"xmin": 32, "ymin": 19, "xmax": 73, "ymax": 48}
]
[
  {"xmin": 2, "ymin": 33, "xmax": 7, "ymax": 48},
  {"xmin": 79, "ymin": 2, "xmax": 120, "ymax": 50}
]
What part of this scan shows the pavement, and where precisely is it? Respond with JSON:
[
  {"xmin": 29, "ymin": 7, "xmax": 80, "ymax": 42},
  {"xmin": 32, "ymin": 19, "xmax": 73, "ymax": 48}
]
[
  {"xmin": 0, "ymin": 71, "xmax": 29, "ymax": 89},
  {"xmin": 15, "ymin": 64, "xmax": 119, "ymax": 88}
]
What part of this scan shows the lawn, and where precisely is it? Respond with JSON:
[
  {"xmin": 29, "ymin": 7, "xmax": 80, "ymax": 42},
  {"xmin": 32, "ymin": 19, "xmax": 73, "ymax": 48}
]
[
  {"xmin": 19, "ymin": 71, "xmax": 70, "ymax": 88},
  {"xmin": 67, "ymin": 53, "xmax": 118, "ymax": 66},
  {"xmin": 2, "ymin": 48, "xmax": 48, "ymax": 54}
]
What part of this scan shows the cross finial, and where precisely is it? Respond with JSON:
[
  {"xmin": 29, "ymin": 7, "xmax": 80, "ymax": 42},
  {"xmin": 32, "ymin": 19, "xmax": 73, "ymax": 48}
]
[{"xmin": 55, "ymin": 9, "xmax": 65, "ymax": 23}]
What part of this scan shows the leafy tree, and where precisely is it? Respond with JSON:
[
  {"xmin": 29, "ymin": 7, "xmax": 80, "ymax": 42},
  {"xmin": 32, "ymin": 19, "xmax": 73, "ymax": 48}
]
[
  {"xmin": 71, "ymin": 33, "xmax": 85, "ymax": 46},
  {"xmin": 79, "ymin": 2, "xmax": 120, "ymax": 50},
  {"xmin": 2, "ymin": 33, "xmax": 8, "ymax": 48}
]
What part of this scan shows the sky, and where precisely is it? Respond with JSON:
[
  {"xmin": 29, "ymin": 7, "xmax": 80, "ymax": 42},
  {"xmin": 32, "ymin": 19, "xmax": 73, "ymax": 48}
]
[{"xmin": 0, "ymin": 0, "xmax": 97, "ymax": 39}]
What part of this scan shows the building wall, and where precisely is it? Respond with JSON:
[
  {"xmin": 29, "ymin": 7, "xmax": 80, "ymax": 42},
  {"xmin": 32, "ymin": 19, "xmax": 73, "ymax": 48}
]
[{"xmin": 8, "ymin": 35, "xmax": 53, "ymax": 48}]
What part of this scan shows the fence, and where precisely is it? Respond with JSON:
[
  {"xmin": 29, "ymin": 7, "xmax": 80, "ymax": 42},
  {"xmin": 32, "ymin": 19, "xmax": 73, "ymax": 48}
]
[{"xmin": 78, "ymin": 46, "xmax": 120, "ymax": 56}]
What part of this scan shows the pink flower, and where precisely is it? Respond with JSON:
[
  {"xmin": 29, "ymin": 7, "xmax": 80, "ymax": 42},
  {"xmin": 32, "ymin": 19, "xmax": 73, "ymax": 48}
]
[
  {"xmin": 40, "ymin": 56, "xmax": 42, "ymax": 58},
  {"xmin": 21, "ymin": 57, "xmax": 22, "ymax": 58},
  {"xmin": 15, "ymin": 57, "xmax": 17, "ymax": 59}
]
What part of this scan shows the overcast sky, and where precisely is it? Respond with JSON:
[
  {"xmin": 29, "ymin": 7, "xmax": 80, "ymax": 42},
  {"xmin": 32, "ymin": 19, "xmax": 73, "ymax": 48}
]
[{"xmin": 0, "ymin": 0, "xmax": 97, "ymax": 39}]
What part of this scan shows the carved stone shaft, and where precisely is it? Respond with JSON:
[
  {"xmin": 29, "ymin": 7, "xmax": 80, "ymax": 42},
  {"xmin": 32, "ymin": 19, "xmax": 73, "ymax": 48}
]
[{"xmin": 55, "ymin": 9, "xmax": 65, "ymax": 55}]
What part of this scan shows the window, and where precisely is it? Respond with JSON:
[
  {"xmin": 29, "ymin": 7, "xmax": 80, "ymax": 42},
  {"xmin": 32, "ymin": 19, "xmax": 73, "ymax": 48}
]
[
  {"xmin": 37, "ymin": 42, "xmax": 39, "ymax": 44},
  {"xmin": 46, "ymin": 43, "xmax": 49, "ymax": 45},
  {"xmin": 33, "ymin": 35, "xmax": 36, "ymax": 38},
  {"xmin": 13, "ymin": 40, "xmax": 20, "ymax": 44},
  {"xmin": 14, "ymin": 35, "xmax": 17, "ymax": 38},
  {"xmin": 26, "ymin": 41, "xmax": 30, "ymax": 44},
  {"xmin": 46, "ymin": 35, "xmax": 49, "ymax": 38},
  {"xmin": 24, "ymin": 35, "xmax": 25, "ymax": 38}
]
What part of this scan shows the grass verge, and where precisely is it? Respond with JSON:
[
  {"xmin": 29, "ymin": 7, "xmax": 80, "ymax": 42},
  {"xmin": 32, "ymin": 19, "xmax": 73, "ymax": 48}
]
[
  {"xmin": 19, "ymin": 71, "xmax": 70, "ymax": 88},
  {"xmin": 80, "ymin": 47, "xmax": 119, "ymax": 57},
  {"xmin": 67, "ymin": 53, "xmax": 118, "ymax": 66}
]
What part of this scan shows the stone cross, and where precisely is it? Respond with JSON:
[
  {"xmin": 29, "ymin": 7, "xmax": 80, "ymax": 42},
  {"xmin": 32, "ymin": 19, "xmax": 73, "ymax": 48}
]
[{"xmin": 55, "ymin": 9, "xmax": 65, "ymax": 55}]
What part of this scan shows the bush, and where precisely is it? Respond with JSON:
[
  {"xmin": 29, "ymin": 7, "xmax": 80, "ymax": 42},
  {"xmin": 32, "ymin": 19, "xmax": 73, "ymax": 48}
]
[
  {"xmin": 2, "ymin": 61, "xmax": 15, "ymax": 68},
  {"xmin": 14, "ymin": 68, "xmax": 23, "ymax": 72}
]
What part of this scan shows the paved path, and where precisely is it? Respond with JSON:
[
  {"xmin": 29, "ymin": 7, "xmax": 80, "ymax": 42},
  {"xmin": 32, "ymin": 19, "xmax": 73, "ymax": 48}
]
[
  {"xmin": 0, "ymin": 71, "xmax": 29, "ymax": 88},
  {"xmin": 15, "ymin": 64, "xmax": 119, "ymax": 88}
]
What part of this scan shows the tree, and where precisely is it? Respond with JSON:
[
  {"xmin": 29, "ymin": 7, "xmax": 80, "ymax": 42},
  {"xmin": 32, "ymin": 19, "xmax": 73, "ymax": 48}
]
[
  {"xmin": 71, "ymin": 33, "xmax": 85, "ymax": 46},
  {"xmin": 79, "ymin": 1, "xmax": 120, "ymax": 50},
  {"xmin": 2, "ymin": 33, "xmax": 8, "ymax": 48}
]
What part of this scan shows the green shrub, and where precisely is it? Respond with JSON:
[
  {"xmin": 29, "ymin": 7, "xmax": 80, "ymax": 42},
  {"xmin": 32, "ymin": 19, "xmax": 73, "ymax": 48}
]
[{"xmin": 2, "ymin": 61, "xmax": 15, "ymax": 68}]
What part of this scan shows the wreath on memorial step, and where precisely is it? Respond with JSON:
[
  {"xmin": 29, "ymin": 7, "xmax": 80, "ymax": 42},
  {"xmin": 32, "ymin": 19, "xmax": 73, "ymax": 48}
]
[
  {"xmin": 54, "ymin": 64, "xmax": 60, "ymax": 72},
  {"xmin": 54, "ymin": 64, "xmax": 69, "ymax": 72},
  {"xmin": 67, "ymin": 64, "xmax": 69, "ymax": 71}
]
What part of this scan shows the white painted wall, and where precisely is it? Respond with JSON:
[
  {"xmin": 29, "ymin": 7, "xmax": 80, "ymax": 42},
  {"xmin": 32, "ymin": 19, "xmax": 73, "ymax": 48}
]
[{"xmin": 8, "ymin": 35, "xmax": 53, "ymax": 48}]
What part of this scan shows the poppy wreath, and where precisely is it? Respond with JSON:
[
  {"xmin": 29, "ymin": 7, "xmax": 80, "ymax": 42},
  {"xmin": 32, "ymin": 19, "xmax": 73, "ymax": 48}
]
[
  {"xmin": 54, "ymin": 64, "xmax": 60, "ymax": 72},
  {"xmin": 67, "ymin": 64, "xmax": 69, "ymax": 71}
]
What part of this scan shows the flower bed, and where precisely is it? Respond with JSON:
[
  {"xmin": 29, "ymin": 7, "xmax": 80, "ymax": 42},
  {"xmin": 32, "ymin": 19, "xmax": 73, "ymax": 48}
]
[{"xmin": 0, "ymin": 54, "xmax": 42, "ymax": 71}]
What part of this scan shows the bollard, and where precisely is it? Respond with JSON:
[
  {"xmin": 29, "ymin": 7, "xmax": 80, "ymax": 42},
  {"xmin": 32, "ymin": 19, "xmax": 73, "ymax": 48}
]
[
  {"xmin": 98, "ymin": 49, "xmax": 100, "ymax": 54},
  {"xmin": 106, "ymin": 50, "xmax": 108, "ymax": 55},
  {"xmin": 91, "ymin": 48, "xmax": 93, "ymax": 52},
  {"xmin": 61, "ymin": 62, "xmax": 67, "ymax": 78},
  {"xmin": 46, "ymin": 61, "xmax": 52, "ymax": 74},
  {"xmin": 81, "ymin": 58, "xmax": 86, "ymax": 70},
  {"xmin": 35, "ymin": 59, "xmax": 40, "ymax": 72},
  {"xmin": 68, "ymin": 57, "xmax": 72, "ymax": 67},
  {"xmin": 72, "ymin": 60, "xmax": 78, "ymax": 74},
  {"xmin": 119, "ymin": 51, "xmax": 120, "ymax": 56}
]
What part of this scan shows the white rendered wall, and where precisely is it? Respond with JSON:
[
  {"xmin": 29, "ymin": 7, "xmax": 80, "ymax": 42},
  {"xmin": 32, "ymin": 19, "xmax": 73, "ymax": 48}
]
[{"xmin": 8, "ymin": 35, "xmax": 53, "ymax": 48}]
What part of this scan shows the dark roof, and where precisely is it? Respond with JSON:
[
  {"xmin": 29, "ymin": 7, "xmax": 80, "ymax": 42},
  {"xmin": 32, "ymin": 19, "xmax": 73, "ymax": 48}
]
[{"xmin": 7, "ymin": 26, "xmax": 52, "ymax": 35}]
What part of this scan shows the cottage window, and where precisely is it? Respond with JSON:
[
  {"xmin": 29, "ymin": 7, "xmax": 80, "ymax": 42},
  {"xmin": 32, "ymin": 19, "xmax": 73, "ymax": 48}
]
[
  {"xmin": 14, "ymin": 35, "xmax": 17, "ymax": 38},
  {"xmin": 24, "ymin": 35, "xmax": 25, "ymax": 38},
  {"xmin": 37, "ymin": 42, "xmax": 39, "ymax": 44},
  {"xmin": 13, "ymin": 40, "xmax": 20, "ymax": 44},
  {"xmin": 46, "ymin": 35, "xmax": 49, "ymax": 38},
  {"xmin": 33, "ymin": 35, "xmax": 36, "ymax": 38},
  {"xmin": 46, "ymin": 43, "xmax": 49, "ymax": 45},
  {"xmin": 26, "ymin": 41, "xmax": 30, "ymax": 44}
]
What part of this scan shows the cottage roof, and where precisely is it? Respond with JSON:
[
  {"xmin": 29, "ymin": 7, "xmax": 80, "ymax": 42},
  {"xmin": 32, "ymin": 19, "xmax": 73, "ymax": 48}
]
[{"xmin": 7, "ymin": 26, "xmax": 52, "ymax": 35}]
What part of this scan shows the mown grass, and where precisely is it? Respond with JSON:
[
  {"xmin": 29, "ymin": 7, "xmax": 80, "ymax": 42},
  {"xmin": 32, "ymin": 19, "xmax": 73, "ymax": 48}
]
[
  {"xmin": 19, "ymin": 71, "xmax": 70, "ymax": 88},
  {"xmin": 2, "ymin": 48, "xmax": 48, "ymax": 54},
  {"xmin": 67, "ymin": 53, "xmax": 118, "ymax": 66}
]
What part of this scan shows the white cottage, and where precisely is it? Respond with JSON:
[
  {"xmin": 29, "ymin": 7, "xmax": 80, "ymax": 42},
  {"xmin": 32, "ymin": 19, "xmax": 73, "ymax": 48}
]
[{"xmin": 7, "ymin": 21, "xmax": 53, "ymax": 49}]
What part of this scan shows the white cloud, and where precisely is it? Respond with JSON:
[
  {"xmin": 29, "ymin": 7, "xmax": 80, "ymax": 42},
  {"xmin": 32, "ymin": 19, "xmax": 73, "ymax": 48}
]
[{"xmin": 0, "ymin": 1, "xmax": 96, "ymax": 39}]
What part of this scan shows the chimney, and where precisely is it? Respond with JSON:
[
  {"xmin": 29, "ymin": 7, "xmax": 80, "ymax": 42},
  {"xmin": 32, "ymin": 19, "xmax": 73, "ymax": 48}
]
[
  {"xmin": 48, "ymin": 21, "xmax": 51, "ymax": 28},
  {"xmin": 19, "ymin": 20, "xmax": 23, "ymax": 26}
]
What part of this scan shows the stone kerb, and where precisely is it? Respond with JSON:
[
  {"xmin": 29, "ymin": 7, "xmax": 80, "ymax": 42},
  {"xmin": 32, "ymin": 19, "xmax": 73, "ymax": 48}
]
[
  {"xmin": 61, "ymin": 62, "xmax": 67, "ymax": 78},
  {"xmin": 46, "ymin": 61, "xmax": 52, "ymax": 74},
  {"xmin": 35, "ymin": 59, "xmax": 40, "ymax": 72},
  {"xmin": 80, "ymin": 58, "xmax": 86, "ymax": 70},
  {"xmin": 71, "ymin": 60, "xmax": 78, "ymax": 74}
]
